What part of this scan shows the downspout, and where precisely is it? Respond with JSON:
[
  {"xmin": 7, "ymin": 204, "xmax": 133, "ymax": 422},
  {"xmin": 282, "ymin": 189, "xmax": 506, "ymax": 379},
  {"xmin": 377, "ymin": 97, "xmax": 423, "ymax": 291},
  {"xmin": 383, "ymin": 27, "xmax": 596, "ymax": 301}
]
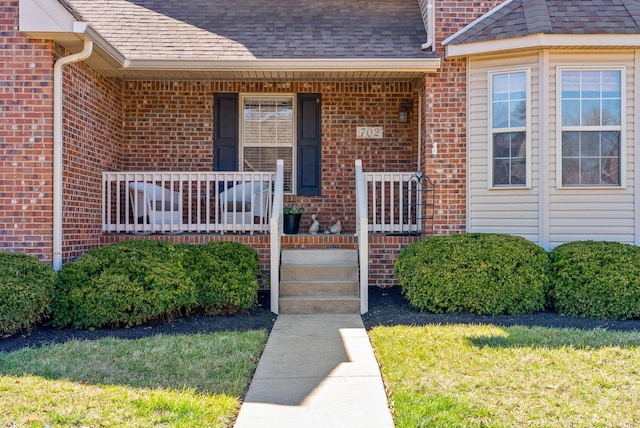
[
  {"xmin": 421, "ymin": 0, "xmax": 435, "ymax": 50},
  {"xmin": 53, "ymin": 38, "xmax": 93, "ymax": 270}
]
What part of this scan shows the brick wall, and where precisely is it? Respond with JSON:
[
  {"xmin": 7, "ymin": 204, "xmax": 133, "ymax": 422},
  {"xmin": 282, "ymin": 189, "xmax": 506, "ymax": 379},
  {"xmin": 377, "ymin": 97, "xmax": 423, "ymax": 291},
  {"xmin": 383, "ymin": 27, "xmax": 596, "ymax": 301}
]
[
  {"xmin": 0, "ymin": 1, "xmax": 55, "ymax": 261},
  {"xmin": 61, "ymin": 47, "xmax": 123, "ymax": 262},
  {"xmin": 421, "ymin": 0, "xmax": 503, "ymax": 235}
]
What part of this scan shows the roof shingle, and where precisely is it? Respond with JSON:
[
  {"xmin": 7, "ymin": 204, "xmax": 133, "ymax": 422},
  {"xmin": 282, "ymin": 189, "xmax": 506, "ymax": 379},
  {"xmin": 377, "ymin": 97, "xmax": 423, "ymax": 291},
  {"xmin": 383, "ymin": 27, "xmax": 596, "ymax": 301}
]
[
  {"xmin": 446, "ymin": 0, "xmax": 640, "ymax": 45},
  {"xmin": 64, "ymin": 0, "xmax": 435, "ymax": 60}
]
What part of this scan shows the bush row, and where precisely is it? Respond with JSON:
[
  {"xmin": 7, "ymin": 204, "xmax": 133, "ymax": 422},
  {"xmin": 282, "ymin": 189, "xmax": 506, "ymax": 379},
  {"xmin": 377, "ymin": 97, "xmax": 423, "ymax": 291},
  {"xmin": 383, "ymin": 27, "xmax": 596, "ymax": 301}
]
[
  {"xmin": 0, "ymin": 240, "xmax": 261, "ymax": 335},
  {"xmin": 395, "ymin": 234, "xmax": 640, "ymax": 320}
]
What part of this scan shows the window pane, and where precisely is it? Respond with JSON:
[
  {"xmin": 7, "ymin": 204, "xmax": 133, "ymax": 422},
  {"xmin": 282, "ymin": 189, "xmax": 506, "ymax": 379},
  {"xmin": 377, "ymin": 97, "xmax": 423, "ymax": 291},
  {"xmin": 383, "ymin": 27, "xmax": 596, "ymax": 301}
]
[
  {"xmin": 580, "ymin": 157, "xmax": 600, "ymax": 184},
  {"xmin": 493, "ymin": 101, "xmax": 509, "ymax": 128},
  {"xmin": 602, "ymin": 157, "xmax": 620, "ymax": 185},
  {"xmin": 581, "ymin": 72, "xmax": 601, "ymax": 99},
  {"xmin": 602, "ymin": 99, "xmax": 621, "ymax": 126},
  {"xmin": 492, "ymin": 74, "xmax": 510, "ymax": 101},
  {"xmin": 602, "ymin": 71, "xmax": 621, "ymax": 97},
  {"xmin": 510, "ymin": 132, "xmax": 526, "ymax": 158},
  {"xmin": 562, "ymin": 158, "xmax": 580, "ymax": 185},
  {"xmin": 601, "ymin": 131, "xmax": 620, "ymax": 157},
  {"xmin": 509, "ymin": 100, "xmax": 526, "ymax": 127},
  {"xmin": 581, "ymin": 132, "xmax": 600, "ymax": 157},
  {"xmin": 562, "ymin": 100, "xmax": 580, "ymax": 126},
  {"xmin": 493, "ymin": 158, "xmax": 510, "ymax": 186},
  {"xmin": 562, "ymin": 71, "xmax": 581, "ymax": 98},
  {"xmin": 511, "ymin": 158, "xmax": 526, "ymax": 185},
  {"xmin": 581, "ymin": 99, "xmax": 601, "ymax": 126},
  {"xmin": 563, "ymin": 132, "xmax": 580, "ymax": 156},
  {"xmin": 493, "ymin": 133, "xmax": 511, "ymax": 157}
]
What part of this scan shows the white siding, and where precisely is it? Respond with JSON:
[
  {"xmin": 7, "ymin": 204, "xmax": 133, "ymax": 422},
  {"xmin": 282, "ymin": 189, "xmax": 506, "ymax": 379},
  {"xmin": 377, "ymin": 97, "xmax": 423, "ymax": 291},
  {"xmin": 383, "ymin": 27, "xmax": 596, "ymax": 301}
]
[
  {"xmin": 547, "ymin": 51, "xmax": 636, "ymax": 248},
  {"xmin": 467, "ymin": 53, "xmax": 541, "ymax": 244},
  {"xmin": 466, "ymin": 50, "xmax": 639, "ymax": 249}
]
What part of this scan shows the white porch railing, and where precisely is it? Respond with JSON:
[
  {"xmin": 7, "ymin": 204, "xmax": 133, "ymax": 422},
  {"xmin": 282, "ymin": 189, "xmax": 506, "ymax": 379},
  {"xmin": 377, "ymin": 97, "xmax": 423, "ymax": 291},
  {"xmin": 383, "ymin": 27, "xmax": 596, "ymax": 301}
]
[
  {"xmin": 102, "ymin": 171, "xmax": 275, "ymax": 235},
  {"xmin": 363, "ymin": 170, "xmax": 434, "ymax": 235},
  {"xmin": 269, "ymin": 160, "xmax": 285, "ymax": 314},
  {"xmin": 355, "ymin": 160, "xmax": 369, "ymax": 314}
]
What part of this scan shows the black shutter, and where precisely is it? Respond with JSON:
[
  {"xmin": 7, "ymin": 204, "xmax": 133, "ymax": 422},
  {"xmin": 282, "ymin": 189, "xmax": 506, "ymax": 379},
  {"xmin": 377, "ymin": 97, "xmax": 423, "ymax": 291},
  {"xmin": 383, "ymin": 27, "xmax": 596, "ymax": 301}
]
[
  {"xmin": 297, "ymin": 93, "xmax": 321, "ymax": 196},
  {"xmin": 213, "ymin": 93, "xmax": 238, "ymax": 171}
]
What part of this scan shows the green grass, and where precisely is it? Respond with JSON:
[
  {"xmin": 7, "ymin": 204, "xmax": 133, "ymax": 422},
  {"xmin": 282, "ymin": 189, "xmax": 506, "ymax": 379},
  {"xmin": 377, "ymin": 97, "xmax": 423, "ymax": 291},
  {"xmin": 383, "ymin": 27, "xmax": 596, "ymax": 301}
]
[
  {"xmin": 369, "ymin": 324, "xmax": 640, "ymax": 427},
  {"xmin": 0, "ymin": 330, "xmax": 268, "ymax": 427}
]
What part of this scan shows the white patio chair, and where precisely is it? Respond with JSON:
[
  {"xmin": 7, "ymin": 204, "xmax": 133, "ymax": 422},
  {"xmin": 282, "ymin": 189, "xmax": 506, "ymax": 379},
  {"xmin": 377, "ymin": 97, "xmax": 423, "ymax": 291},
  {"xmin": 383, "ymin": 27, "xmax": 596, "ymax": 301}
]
[
  {"xmin": 128, "ymin": 182, "xmax": 183, "ymax": 233},
  {"xmin": 219, "ymin": 181, "xmax": 270, "ymax": 231}
]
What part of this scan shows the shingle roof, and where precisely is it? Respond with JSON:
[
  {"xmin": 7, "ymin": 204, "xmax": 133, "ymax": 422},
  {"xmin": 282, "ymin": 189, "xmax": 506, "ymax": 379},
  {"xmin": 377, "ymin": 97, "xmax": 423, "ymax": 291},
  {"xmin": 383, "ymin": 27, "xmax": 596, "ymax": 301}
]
[
  {"xmin": 63, "ymin": 0, "xmax": 435, "ymax": 60},
  {"xmin": 446, "ymin": 0, "xmax": 640, "ymax": 45}
]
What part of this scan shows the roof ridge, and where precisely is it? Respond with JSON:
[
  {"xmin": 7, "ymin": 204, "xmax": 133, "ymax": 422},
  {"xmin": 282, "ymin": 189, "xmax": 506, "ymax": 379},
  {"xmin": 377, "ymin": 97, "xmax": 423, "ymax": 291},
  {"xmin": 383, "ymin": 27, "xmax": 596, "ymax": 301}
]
[
  {"xmin": 522, "ymin": 0, "xmax": 552, "ymax": 34},
  {"xmin": 56, "ymin": 0, "xmax": 84, "ymax": 21},
  {"xmin": 621, "ymin": 0, "xmax": 640, "ymax": 31}
]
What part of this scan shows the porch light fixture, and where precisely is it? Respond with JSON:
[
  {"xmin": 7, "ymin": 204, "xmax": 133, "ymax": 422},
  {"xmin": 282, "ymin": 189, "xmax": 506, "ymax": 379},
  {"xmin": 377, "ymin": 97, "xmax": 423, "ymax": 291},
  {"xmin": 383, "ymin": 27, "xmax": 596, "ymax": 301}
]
[{"xmin": 398, "ymin": 99, "xmax": 412, "ymax": 123}]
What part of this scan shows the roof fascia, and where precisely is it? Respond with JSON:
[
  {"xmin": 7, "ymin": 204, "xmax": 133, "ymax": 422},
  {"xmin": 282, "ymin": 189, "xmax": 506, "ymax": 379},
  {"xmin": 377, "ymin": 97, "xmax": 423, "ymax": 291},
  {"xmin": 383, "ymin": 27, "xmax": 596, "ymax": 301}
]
[
  {"xmin": 19, "ymin": 0, "xmax": 77, "ymax": 32},
  {"xmin": 445, "ymin": 33, "xmax": 640, "ymax": 58},
  {"xmin": 19, "ymin": 0, "xmax": 126, "ymax": 65},
  {"xmin": 123, "ymin": 58, "xmax": 442, "ymax": 72},
  {"xmin": 441, "ymin": 0, "xmax": 516, "ymax": 46}
]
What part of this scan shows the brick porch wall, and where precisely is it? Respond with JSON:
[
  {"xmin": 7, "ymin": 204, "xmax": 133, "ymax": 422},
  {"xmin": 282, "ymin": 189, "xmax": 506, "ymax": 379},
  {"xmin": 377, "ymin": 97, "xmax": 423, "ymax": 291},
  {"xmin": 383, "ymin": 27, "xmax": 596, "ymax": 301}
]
[
  {"xmin": 101, "ymin": 233, "xmax": 414, "ymax": 288},
  {"xmin": 0, "ymin": 1, "xmax": 55, "ymax": 262}
]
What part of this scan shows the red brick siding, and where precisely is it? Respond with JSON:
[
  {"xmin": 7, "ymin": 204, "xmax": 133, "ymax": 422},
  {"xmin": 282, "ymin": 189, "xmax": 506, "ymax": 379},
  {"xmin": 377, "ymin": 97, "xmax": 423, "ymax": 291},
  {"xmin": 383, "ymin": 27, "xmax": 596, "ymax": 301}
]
[
  {"xmin": 61, "ymin": 47, "xmax": 123, "ymax": 262},
  {"xmin": 0, "ymin": 1, "xmax": 55, "ymax": 261},
  {"xmin": 420, "ymin": 0, "xmax": 503, "ymax": 235}
]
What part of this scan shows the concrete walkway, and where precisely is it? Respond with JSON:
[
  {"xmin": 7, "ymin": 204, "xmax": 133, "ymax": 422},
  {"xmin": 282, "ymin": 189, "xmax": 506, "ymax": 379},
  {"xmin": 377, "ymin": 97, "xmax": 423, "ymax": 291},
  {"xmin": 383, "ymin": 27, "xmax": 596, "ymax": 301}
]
[{"xmin": 234, "ymin": 314, "xmax": 395, "ymax": 428}]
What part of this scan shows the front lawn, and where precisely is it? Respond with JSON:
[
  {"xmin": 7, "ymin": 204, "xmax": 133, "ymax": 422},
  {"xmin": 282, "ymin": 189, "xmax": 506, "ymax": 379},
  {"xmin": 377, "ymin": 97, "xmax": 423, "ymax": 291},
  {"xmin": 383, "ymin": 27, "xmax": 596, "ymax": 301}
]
[
  {"xmin": 0, "ymin": 331, "xmax": 267, "ymax": 427},
  {"xmin": 370, "ymin": 324, "xmax": 640, "ymax": 427}
]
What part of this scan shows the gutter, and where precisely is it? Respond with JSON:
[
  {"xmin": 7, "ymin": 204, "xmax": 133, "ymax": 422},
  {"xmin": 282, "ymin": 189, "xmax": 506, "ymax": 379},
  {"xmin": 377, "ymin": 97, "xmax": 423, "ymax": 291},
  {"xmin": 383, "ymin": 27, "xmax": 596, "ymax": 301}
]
[{"xmin": 53, "ymin": 36, "xmax": 93, "ymax": 270}]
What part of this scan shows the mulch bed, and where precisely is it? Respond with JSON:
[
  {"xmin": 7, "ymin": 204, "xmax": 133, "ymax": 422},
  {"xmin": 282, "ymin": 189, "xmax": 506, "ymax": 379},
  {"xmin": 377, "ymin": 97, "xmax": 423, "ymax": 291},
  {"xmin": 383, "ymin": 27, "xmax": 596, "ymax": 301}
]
[{"xmin": 2, "ymin": 287, "xmax": 639, "ymax": 353}]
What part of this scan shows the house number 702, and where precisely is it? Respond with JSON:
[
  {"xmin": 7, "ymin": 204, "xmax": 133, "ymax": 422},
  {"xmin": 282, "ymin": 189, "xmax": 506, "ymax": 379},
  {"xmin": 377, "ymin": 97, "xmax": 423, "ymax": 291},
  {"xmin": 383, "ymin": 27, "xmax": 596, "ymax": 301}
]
[{"xmin": 356, "ymin": 126, "xmax": 383, "ymax": 139}]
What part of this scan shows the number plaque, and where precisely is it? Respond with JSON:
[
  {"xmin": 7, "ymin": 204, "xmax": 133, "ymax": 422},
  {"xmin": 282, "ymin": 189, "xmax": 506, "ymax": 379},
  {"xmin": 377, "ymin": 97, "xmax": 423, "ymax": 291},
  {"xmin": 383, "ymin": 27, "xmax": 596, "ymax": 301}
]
[{"xmin": 356, "ymin": 126, "xmax": 383, "ymax": 139}]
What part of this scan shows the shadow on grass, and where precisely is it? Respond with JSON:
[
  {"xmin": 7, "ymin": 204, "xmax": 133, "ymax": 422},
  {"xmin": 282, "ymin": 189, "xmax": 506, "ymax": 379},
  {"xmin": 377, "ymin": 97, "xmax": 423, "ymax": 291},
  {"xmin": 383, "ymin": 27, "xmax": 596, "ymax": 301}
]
[
  {"xmin": 363, "ymin": 286, "xmax": 640, "ymax": 333},
  {"xmin": 466, "ymin": 326, "xmax": 640, "ymax": 350}
]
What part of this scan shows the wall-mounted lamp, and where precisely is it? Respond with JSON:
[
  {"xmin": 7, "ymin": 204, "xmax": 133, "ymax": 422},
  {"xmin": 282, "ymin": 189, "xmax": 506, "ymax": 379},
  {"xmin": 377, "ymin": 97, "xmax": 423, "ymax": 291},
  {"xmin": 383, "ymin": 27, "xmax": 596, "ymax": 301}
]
[{"xmin": 398, "ymin": 99, "xmax": 412, "ymax": 123}]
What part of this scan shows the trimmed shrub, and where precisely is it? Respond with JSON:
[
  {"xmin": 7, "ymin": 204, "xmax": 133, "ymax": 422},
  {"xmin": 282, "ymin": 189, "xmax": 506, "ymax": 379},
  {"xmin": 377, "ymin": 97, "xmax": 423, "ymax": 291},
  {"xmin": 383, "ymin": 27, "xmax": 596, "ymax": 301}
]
[
  {"xmin": 53, "ymin": 240, "xmax": 197, "ymax": 329},
  {"xmin": 0, "ymin": 250, "xmax": 56, "ymax": 336},
  {"xmin": 182, "ymin": 242, "xmax": 259, "ymax": 314},
  {"xmin": 394, "ymin": 233, "xmax": 549, "ymax": 315},
  {"xmin": 549, "ymin": 241, "xmax": 640, "ymax": 320}
]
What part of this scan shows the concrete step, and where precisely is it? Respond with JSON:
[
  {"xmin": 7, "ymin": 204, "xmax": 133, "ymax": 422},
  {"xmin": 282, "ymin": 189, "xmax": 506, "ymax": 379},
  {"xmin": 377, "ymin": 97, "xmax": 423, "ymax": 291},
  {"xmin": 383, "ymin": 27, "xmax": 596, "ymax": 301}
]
[
  {"xmin": 280, "ymin": 264, "xmax": 358, "ymax": 282},
  {"xmin": 278, "ymin": 249, "xmax": 360, "ymax": 314},
  {"xmin": 281, "ymin": 249, "xmax": 358, "ymax": 265},
  {"xmin": 278, "ymin": 296, "xmax": 360, "ymax": 314},
  {"xmin": 280, "ymin": 280, "xmax": 359, "ymax": 297}
]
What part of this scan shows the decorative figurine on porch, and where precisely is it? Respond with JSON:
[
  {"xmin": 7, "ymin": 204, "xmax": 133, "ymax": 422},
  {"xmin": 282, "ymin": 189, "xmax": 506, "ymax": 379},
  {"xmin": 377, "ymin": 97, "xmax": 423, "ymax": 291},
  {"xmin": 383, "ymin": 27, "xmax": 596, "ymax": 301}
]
[
  {"xmin": 308, "ymin": 214, "xmax": 320, "ymax": 234},
  {"xmin": 329, "ymin": 220, "xmax": 342, "ymax": 234}
]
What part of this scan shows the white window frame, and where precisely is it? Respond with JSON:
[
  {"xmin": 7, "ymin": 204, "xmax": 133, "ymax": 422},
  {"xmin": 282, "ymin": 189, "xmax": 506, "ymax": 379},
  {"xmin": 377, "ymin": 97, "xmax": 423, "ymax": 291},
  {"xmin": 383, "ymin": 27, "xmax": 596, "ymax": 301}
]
[
  {"xmin": 487, "ymin": 68, "xmax": 532, "ymax": 189},
  {"xmin": 239, "ymin": 94, "xmax": 297, "ymax": 194},
  {"xmin": 556, "ymin": 66, "xmax": 626, "ymax": 190}
]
